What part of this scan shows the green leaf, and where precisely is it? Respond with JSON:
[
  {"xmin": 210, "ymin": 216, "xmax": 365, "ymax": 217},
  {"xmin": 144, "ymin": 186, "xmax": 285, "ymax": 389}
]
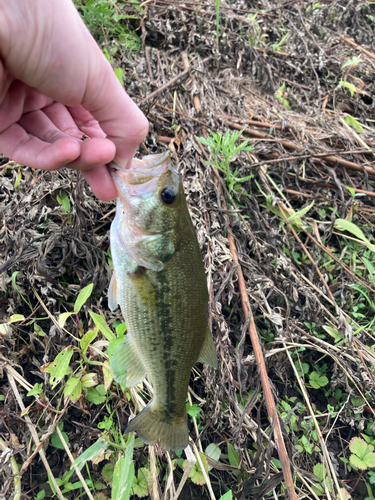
[
  {"xmin": 34, "ymin": 323, "xmax": 46, "ymax": 337},
  {"xmin": 101, "ymin": 462, "xmax": 114, "ymax": 485},
  {"xmin": 342, "ymin": 57, "xmax": 360, "ymax": 68},
  {"xmin": 205, "ymin": 443, "xmax": 221, "ymax": 471},
  {"xmin": 108, "ymin": 335, "xmax": 126, "ymax": 358},
  {"xmin": 74, "ymin": 283, "xmax": 93, "ymax": 313},
  {"xmin": 274, "ymin": 86, "xmax": 290, "ymax": 109},
  {"xmin": 81, "ymin": 373, "xmax": 98, "ymax": 388},
  {"xmin": 349, "ymin": 437, "xmax": 375, "ymax": 470},
  {"xmin": 51, "ymin": 429, "xmax": 69, "ymax": 450},
  {"xmin": 114, "ymin": 67, "xmax": 124, "ymax": 84},
  {"xmin": 80, "ymin": 327, "xmax": 98, "ymax": 354},
  {"xmin": 186, "ymin": 403, "xmax": 201, "ymax": 418},
  {"xmin": 295, "ymin": 361, "xmax": 309, "ymax": 376},
  {"xmin": 323, "ymin": 325, "xmax": 343, "ymax": 343},
  {"xmin": 182, "ymin": 453, "xmax": 208, "ymax": 485},
  {"xmin": 313, "ymin": 463, "xmax": 324, "ymax": 481},
  {"xmin": 339, "ymin": 80, "xmax": 357, "ymax": 97},
  {"xmin": 11, "ymin": 270, "xmax": 32, "ymax": 308},
  {"xmin": 98, "ymin": 415, "xmax": 113, "ymax": 430},
  {"xmin": 345, "ymin": 114, "xmax": 363, "ymax": 133},
  {"xmin": 334, "ymin": 219, "xmax": 375, "ymax": 251},
  {"xmin": 27, "ymin": 383, "xmax": 43, "ymax": 397},
  {"xmin": 288, "ymin": 201, "xmax": 314, "ymax": 224},
  {"xmin": 71, "ymin": 436, "xmax": 109, "ymax": 470},
  {"xmin": 112, "ymin": 435, "xmax": 135, "ymax": 500},
  {"xmin": 48, "ymin": 472, "xmax": 56, "ymax": 496},
  {"xmin": 41, "ymin": 347, "xmax": 74, "ymax": 389},
  {"xmin": 227, "ymin": 443, "xmax": 240, "ymax": 467},
  {"xmin": 103, "ymin": 360, "xmax": 113, "ymax": 391},
  {"xmin": 102, "ymin": 47, "xmax": 111, "ymax": 62},
  {"xmin": 351, "ymin": 396, "xmax": 362, "ymax": 407},
  {"xmin": 219, "ymin": 492, "xmax": 233, "ymax": 500},
  {"xmin": 350, "ymin": 437, "xmax": 372, "ymax": 459},
  {"xmin": 339, "ymin": 487, "xmax": 352, "ymax": 500},
  {"xmin": 86, "ymin": 384, "xmax": 106, "ymax": 404},
  {"xmin": 58, "ymin": 311, "xmax": 74, "ymax": 328},
  {"xmin": 346, "ymin": 185, "xmax": 356, "ymax": 197},
  {"xmin": 57, "ymin": 190, "xmax": 71, "ymax": 212},
  {"xmin": 365, "ymin": 454, "xmax": 375, "ymax": 468},
  {"xmin": 350, "ymin": 454, "xmax": 369, "ymax": 470},
  {"xmin": 89, "ymin": 311, "xmax": 116, "ymax": 341},
  {"xmin": 116, "ymin": 322, "xmax": 127, "ymax": 336},
  {"xmin": 7, "ymin": 314, "xmax": 25, "ymax": 324},
  {"xmin": 132, "ymin": 468, "xmax": 149, "ymax": 497},
  {"xmin": 64, "ymin": 377, "xmax": 82, "ymax": 404},
  {"xmin": 312, "ymin": 462, "xmax": 331, "ymax": 492},
  {"xmin": 309, "ymin": 371, "xmax": 329, "ymax": 389}
]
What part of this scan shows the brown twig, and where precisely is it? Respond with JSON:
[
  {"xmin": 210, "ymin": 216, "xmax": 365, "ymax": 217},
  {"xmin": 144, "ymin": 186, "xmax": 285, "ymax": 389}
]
[
  {"xmin": 225, "ymin": 120, "xmax": 375, "ymax": 176},
  {"xmin": 290, "ymin": 174, "xmax": 375, "ymax": 198},
  {"xmin": 139, "ymin": 56, "xmax": 211, "ymax": 105},
  {"xmin": 339, "ymin": 34, "xmax": 375, "ymax": 61},
  {"xmin": 217, "ymin": 113, "xmax": 283, "ymax": 130},
  {"xmin": 281, "ymin": 78, "xmax": 311, "ymax": 90},
  {"xmin": 217, "ymin": 180, "xmax": 297, "ymax": 499},
  {"xmin": 147, "ymin": 101, "xmax": 208, "ymax": 126}
]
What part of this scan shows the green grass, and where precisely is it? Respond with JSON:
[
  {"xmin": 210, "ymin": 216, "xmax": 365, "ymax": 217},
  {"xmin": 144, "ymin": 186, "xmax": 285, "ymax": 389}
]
[{"xmin": 74, "ymin": 0, "xmax": 141, "ymax": 51}]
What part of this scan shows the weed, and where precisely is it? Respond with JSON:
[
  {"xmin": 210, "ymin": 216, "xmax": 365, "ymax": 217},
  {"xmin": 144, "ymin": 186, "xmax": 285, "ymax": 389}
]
[
  {"xmin": 312, "ymin": 462, "xmax": 332, "ymax": 496},
  {"xmin": 247, "ymin": 13, "xmax": 268, "ymax": 46},
  {"xmin": 197, "ymin": 129, "xmax": 254, "ymax": 193},
  {"xmin": 272, "ymin": 32, "xmax": 289, "ymax": 52},
  {"xmin": 343, "ymin": 113, "xmax": 364, "ymax": 133},
  {"xmin": 74, "ymin": 0, "xmax": 141, "ymax": 50},
  {"xmin": 274, "ymin": 83, "xmax": 290, "ymax": 109}
]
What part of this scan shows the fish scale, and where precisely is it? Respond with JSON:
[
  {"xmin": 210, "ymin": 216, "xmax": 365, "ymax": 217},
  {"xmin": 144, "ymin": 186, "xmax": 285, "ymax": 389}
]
[{"xmin": 108, "ymin": 152, "xmax": 217, "ymax": 451}]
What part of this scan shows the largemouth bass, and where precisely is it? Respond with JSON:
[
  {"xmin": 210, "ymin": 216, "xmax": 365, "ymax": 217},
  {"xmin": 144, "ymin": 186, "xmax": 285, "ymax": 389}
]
[{"xmin": 108, "ymin": 151, "xmax": 217, "ymax": 451}]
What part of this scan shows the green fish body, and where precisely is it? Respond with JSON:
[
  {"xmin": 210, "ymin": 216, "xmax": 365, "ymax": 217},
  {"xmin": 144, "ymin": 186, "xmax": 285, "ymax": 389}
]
[{"xmin": 109, "ymin": 152, "xmax": 217, "ymax": 451}]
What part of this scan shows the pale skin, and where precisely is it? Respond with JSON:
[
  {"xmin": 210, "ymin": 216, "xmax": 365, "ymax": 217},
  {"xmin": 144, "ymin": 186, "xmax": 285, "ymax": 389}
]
[{"xmin": 0, "ymin": 0, "xmax": 149, "ymax": 201}]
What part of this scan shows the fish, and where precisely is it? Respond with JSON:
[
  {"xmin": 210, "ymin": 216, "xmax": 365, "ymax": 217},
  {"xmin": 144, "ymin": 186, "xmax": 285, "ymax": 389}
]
[{"xmin": 108, "ymin": 151, "xmax": 217, "ymax": 451}]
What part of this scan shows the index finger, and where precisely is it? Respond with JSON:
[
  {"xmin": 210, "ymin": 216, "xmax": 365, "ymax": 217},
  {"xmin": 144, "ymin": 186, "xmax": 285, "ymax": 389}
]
[{"xmin": 81, "ymin": 65, "xmax": 149, "ymax": 168}]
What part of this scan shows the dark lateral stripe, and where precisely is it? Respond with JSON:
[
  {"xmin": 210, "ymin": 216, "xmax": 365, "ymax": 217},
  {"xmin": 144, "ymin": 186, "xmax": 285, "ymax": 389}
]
[{"xmin": 159, "ymin": 272, "xmax": 176, "ymax": 416}]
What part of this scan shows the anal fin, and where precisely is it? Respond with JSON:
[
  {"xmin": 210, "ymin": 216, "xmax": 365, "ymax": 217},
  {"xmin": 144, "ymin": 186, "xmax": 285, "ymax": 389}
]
[
  {"xmin": 197, "ymin": 326, "xmax": 217, "ymax": 369},
  {"xmin": 110, "ymin": 334, "xmax": 147, "ymax": 391}
]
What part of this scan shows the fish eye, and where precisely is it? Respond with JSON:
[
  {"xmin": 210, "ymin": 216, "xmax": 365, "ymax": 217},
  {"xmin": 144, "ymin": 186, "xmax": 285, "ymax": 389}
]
[{"xmin": 160, "ymin": 186, "xmax": 177, "ymax": 205}]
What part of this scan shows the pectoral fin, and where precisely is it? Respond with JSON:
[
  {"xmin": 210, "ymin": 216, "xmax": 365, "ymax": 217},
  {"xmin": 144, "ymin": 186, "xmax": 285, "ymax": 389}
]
[
  {"xmin": 129, "ymin": 270, "xmax": 158, "ymax": 308},
  {"xmin": 108, "ymin": 272, "xmax": 118, "ymax": 312},
  {"xmin": 110, "ymin": 334, "xmax": 147, "ymax": 391},
  {"xmin": 197, "ymin": 326, "xmax": 218, "ymax": 368}
]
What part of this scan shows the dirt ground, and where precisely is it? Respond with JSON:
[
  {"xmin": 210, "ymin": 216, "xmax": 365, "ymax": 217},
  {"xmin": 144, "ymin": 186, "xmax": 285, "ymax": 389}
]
[{"xmin": 1, "ymin": 1, "xmax": 375, "ymax": 499}]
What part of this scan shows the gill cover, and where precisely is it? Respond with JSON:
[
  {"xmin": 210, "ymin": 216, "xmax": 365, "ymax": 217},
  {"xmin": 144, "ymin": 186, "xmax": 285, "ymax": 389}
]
[{"xmin": 109, "ymin": 152, "xmax": 182, "ymax": 273}]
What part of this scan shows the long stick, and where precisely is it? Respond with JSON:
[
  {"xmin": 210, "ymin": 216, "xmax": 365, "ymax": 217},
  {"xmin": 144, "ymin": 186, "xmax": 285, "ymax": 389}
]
[{"xmin": 226, "ymin": 120, "xmax": 375, "ymax": 176}]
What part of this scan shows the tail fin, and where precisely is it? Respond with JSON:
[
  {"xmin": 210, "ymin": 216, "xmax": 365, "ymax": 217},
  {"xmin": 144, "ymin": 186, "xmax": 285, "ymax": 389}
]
[{"xmin": 126, "ymin": 402, "xmax": 188, "ymax": 451}]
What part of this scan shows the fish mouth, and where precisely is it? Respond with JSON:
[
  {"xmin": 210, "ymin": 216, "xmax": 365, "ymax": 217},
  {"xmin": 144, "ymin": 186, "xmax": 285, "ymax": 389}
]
[{"xmin": 110, "ymin": 151, "xmax": 172, "ymax": 186}]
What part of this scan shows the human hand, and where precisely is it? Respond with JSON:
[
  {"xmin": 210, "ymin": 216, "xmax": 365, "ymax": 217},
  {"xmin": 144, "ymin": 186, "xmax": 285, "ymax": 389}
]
[{"xmin": 0, "ymin": 0, "xmax": 148, "ymax": 200}]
